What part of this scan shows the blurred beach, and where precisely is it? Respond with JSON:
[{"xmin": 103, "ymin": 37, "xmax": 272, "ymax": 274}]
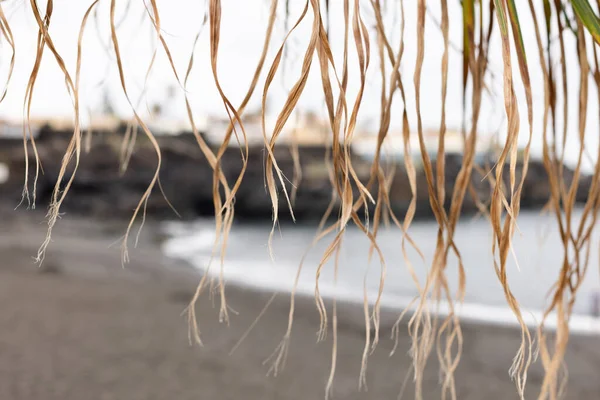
[
  {"xmin": 1, "ymin": 211, "xmax": 600, "ymax": 400},
  {"xmin": 0, "ymin": 0, "xmax": 599, "ymax": 398}
]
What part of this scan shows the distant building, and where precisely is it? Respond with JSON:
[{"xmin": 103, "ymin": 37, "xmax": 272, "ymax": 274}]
[
  {"xmin": 0, "ymin": 118, "xmax": 41, "ymax": 140},
  {"xmin": 146, "ymin": 114, "xmax": 208, "ymax": 136},
  {"xmin": 204, "ymin": 112, "xmax": 269, "ymax": 146},
  {"xmin": 287, "ymin": 112, "xmax": 330, "ymax": 146},
  {"xmin": 0, "ymin": 114, "xmax": 206, "ymax": 140},
  {"xmin": 204, "ymin": 111, "xmax": 330, "ymax": 147},
  {"xmin": 352, "ymin": 128, "xmax": 494, "ymax": 164}
]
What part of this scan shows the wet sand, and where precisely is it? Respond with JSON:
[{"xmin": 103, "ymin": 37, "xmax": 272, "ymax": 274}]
[{"xmin": 1, "ymin": 211, "xmax": 599, "ymax": 399}]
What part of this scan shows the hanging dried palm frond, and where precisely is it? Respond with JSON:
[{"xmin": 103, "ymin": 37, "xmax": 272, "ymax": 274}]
[{"xmin": 4, "ymin": 0, "xmax": 600, "ymax": 399}]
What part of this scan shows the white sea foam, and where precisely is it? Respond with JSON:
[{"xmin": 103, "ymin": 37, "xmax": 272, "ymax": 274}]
[
  {"xmin": 0, "ymin": 163, "xmax": 8, "ymax": 184},
  {"xmin": 162, "ymin": 224, "xmax": 600, "ymax": 336}
]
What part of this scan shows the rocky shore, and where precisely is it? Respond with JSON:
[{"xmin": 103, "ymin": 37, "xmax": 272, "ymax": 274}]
[{"xmin": 0, "ymin": 123, "xmax": 591, "ymax": 222}]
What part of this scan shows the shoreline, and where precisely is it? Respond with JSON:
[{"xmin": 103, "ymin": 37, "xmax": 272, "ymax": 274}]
[
  {"xmin": 11, "ymin": 207, "xmax": 600, "ymax": 335},
  {"xmin": 165, "ymin": 240, "xmax": 600, "ymax": 337}
]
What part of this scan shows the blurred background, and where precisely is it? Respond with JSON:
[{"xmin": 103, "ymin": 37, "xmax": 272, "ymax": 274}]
[{"xmin": 1, "ymin": 0, "xmax": 600, "ymax": 399}]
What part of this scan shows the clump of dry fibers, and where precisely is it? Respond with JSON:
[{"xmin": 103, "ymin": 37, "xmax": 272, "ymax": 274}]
[{"xmin": 6, "ymin": 0, "xmax": 600, "ymax": 399}]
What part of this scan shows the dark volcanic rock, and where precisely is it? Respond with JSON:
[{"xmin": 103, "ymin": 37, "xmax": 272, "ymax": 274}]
[{"xmin": 0, "ymin": 124, "xmax": 591, "ymax": 222}]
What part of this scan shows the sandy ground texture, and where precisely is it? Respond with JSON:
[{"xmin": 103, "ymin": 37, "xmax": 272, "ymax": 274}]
[{"xmin": 1, "ymin": 211, "xmax": 600, "ymax": 400}]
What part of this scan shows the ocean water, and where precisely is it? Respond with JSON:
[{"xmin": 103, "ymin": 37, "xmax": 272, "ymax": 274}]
[{"xmin": 162, "ymin": 209, "xmax": 600, "ymax": 333}]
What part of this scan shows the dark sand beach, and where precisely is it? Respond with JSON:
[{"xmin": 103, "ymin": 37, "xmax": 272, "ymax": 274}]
[{"xmin": 1, "ymin": 211, "xmax": 600, "ymax": 400}]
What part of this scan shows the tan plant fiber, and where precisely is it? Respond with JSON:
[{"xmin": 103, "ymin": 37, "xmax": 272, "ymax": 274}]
[{"xmin": 6, "ymin": 0, "xmax": 600, "ymax": 399}]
